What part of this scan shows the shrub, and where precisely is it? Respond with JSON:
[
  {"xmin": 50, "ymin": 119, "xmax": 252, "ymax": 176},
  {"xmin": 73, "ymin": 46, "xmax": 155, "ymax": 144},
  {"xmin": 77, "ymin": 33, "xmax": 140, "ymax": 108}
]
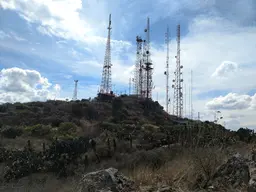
[
  {"xmin": 42, "ymin": 117, "xmax": 64, "ymax": 127},
  {"xmin": 84, "ymin": 105, "xmax": 98, "ymax": 120},
  {"xmin": 100, "ymin": 122, "xmax": 120, "ymax": 132},
  {"xmin": 71, "ymin": 103, "xmax": 83, "ymax": 117},
  {"xmin": 25, "ymin": 124, "xmax": 51, "ymax": 137},
  {"xmin": 128, "ymin": 148, "xmax": 168, "ymax": 170},
  {"xmin": 1, "ymin": 126, "xmax": 23, "ymax": 139},
  {"xmin": 142, "ymin": 124, "xmax": 160, "ymax": 132},
  {"xmin": 0, "ymin": 105, "xmax": 7, "ymax": 112},
  {"xmin": 58, "ymin": 122, "xmax": 77, "ymax": 134}
]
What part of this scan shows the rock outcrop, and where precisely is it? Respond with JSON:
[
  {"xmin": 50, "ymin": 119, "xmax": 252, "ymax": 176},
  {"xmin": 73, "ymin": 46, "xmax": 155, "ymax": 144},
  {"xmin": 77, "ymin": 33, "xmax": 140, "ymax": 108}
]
[
  {"xmin": 78, "ymin": 167, "xmax": 135, "ymax": 192},
  {"xmin": 205, "ymin": 153, "xmax": 256, "ymax": 192}
]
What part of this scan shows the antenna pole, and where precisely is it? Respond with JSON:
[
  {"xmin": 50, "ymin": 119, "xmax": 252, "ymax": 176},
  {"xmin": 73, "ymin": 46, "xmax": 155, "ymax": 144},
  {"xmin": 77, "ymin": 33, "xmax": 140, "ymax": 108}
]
[
  {"xmin": 165, "ymin": 26, "xmax": 170, "ymax": 113},
  {"xmin": 184, "ymin": 83, "xmax": 186, "ymax": 118},
  {"xmin": 144, "ymin": 17, "xmax": 153, "ymax": 99},
  {"xmin": 73, "ymin": 80, "xmax": 78, "ymax": 100},
  {"xmin": 190, "ymin": 70, "xmax": 193, "ymax": 119},
  {"xmin": 129, "ymin": 77, "xmax": 131, "ymax": 95},
  {"xmin": 172, "ymin": 24, "xmax": 183, "ymax": 117}
]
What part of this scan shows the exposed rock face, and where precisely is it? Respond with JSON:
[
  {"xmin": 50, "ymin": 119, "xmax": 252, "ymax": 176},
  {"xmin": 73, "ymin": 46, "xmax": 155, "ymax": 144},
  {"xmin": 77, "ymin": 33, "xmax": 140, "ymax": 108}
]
[
  {"xmin": 248, "ymin": 161, "xmax": 256, "ymax": 192},
  {"xmin": 139, "ymin": 185, "xmax": 174, "ymax": 192},
  {"xmin": 204, "ymin": 153, "xmax": 256, "ymax": 192},
  {"xmin": 78, "ymin": 168, "xmax": 135, "ymax": 192},
  {"xmin": 209, "ymin": 153, "xmax": 250, "ymax": 190}
]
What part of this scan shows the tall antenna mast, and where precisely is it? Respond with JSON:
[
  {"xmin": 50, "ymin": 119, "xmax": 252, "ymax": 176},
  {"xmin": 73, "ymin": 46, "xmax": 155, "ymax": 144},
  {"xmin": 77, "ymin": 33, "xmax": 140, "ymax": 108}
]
[
  {"xmin": 190, "ymin": 70, "xmax": 193, "ymax": 119},
  {"xmin": 73, "ymin": 80, "xmax": 78, "ymax": 100},
  {"xmin": 144, "ymin": 17, "xmax": 153, "ymax": 99},
  {"xmin": 100, "ymin": 14, "xmax": 112, "ymax": 94},
  {"xmin": 129, "ymin": 77, "xmax": 131, "ymax": 95},
  {"xmin": 134, "ymin": 36, "xmax": 143, "ymax": 97},
  {"xmin": 172, "ymin": 24, "xmax": 183, "ymax": 117},
  {"xmin": 164, "ymin": 26, "xmax": 170, "ymax": 113},
  {"xmin": 184, "ymin": 83, "xmax": 186, "ymax": 118}
]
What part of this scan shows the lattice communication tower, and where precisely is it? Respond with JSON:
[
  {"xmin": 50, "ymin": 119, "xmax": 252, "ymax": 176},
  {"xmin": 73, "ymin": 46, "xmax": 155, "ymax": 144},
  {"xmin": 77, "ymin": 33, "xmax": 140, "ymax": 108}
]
[
  {"xmin": 164, "ymin": 27, "xmax": 170, "ymax": 113},
  {"xmin": 100, "ymin": 14, "xmax": 112, "ymax": 94},
  {"xmin": 143, "ymin": 17, "xmax": 153, "ymax": 99},
  {"xmin": 172, "ymin": 24, "xmax": 183, "ymax": 117},
  {"xmin": 133, "ymin": 36, "xmax": 144, "ymax": 96},
  {"xmin": 133, "ymin": 17, "xmax": 153, "ymax": 99}
]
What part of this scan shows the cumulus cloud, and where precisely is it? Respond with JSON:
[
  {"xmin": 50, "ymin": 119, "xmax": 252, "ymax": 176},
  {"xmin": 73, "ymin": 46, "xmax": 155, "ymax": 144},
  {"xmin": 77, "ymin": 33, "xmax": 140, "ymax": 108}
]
[
  {"xmin": 211, "ymin": 61, "xmax": 238, "ymax": 78},
  {"xmin": 0, "ymin": 0, "xmax": 131, "ymax": 49},
  {"xmin": 206, "ymin": 93, "xmax": 255, "ymax": 110},
  {"xmin": 0, "ymin": 67, "xmax": 60, "ymax": 103}
]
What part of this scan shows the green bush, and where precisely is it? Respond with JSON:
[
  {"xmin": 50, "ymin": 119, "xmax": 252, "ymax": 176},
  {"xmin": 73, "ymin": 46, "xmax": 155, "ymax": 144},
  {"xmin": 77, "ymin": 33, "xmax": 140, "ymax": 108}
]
[
  {"xmin": 100, "ymin": 121, "xmax": 120, "ymax": 132},
  {"xmin": 142, "ymin": 124, "xmax": 159, "ymax": 132},
  {"xmin": 58, "ymin": 122, "xmax": 77, "ymax": 134},
  {"xmin": 71, "ymin": 103, "xmax": 83, "ymax": 117},
  {"xmin": 84, "ymin": 105, "xmax": 98, "ymax": 120},
  {"xmin": 25, "ymin": 124, "xmax": 51, "ymax": 137},
  {"xmin": 1, "ymin": 126, "xmax": 23, "ymax": 139},
  {"xmin": 0, "ymin": 105, "xmax": 7, "ymax": 112}
]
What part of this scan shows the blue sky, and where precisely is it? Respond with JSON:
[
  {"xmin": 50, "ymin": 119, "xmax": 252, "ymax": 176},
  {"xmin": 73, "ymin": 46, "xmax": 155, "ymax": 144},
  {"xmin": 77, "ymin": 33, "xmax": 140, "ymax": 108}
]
[{"xmin": 0, "ymin": 0, "xmax": 256, "ymax": 130}]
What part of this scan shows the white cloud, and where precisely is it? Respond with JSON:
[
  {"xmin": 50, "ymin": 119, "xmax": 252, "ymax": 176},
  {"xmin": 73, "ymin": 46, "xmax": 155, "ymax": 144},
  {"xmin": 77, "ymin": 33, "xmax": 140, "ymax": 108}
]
[
  {"xmin": 0, "ymin": 67, "xmax": 60, "ymax": 103},
  {"xmin": 211, "ymin": 61, "xmax": 238, "ymax": 78},
  {"xmin": 0, "ymin": 30, "xmax": 26, "ymax": 41},
  {"xmin": 206, "ymin": 93, "xmax": 255, "ymax": 110},
  {"xmin": 0, "ymin": 0, "xmax": 131, "ymax": 49}
]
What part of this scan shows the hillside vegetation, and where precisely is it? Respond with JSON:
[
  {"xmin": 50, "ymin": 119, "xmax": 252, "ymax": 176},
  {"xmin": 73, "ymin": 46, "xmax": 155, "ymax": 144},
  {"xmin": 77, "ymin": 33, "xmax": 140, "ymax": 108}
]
[{"xmin": 0, "ymin": 95, "xmax": 255, "ymax": 191}]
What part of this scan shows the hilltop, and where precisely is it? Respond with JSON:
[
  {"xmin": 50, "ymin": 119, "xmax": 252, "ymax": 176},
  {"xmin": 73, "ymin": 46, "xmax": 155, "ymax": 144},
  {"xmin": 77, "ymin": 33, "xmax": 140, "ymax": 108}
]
[{"xmin": 0, "ymin": 95, "xmax": 255, "ymax": 191}]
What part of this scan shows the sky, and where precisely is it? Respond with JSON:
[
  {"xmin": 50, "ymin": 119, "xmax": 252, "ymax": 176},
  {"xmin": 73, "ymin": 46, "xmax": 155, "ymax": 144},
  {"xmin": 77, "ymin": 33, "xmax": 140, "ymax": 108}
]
[{"xmin": 0, "ymin": 0, "xmax": 256, "ymax": 130}]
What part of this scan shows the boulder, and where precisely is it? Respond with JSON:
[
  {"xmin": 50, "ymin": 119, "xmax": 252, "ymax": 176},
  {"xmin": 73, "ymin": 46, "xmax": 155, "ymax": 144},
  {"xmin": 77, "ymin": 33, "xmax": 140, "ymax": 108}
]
[
  {"xmin": 78, "ymin": 167, "xmax": 135, "ymax": 192},
  {"xmin": 248, "ymin": 161, "xmax": 256, "ymax": 192},
  {"xmin": 139, "ymin": 185, "xmax": 174, "ymax": 192},
  {"xmin": 208, "ymin": 153, "xmax": 250, "ymax": 191}
]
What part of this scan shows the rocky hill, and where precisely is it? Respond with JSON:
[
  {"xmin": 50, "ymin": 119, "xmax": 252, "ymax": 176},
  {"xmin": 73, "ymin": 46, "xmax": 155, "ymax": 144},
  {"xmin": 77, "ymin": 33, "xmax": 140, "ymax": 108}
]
[{"xmin": 0, "ymin": 95, "xmax": 255, "ymax": 191}]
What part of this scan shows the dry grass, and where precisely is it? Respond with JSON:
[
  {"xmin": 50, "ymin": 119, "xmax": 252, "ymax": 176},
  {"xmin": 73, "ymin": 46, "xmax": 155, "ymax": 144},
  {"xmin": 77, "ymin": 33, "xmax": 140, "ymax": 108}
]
[
  {"xmin": 0, "ymin": 173, "xmax": 82, "ymax": 192},
  {"xmin": 125, "ymin": 146, "xmax": 229, "ymax": 191},
  {"xmin": 0, "ymin": 135, "xmax": 49, "ymax": 151},
  {"xmin": 0, "ymin": 144, "xmax": 252, "ymax": 192}
]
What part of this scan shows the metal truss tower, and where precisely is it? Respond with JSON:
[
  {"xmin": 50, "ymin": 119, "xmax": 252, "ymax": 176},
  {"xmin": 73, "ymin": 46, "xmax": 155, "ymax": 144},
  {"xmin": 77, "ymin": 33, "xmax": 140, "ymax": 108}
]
[
  {"xmin": 133, "ymin": 36, "xmax": 143, "ymax": 96},
  {"xmin": 73, "ymin": 80, "xmax": 78, "ymax": 100},
  {"xmin": 143, "ymin": 17, "xmax": 153, "ymax": 99},
  {"xmin": 164, "ymin": 27, "xmax": 170, "ymax": 113},
  {"xmin": 172, "ymin": 24, "xmax": 183, "ymax": 117},
  {"xmin": 100, "ymin": 14, "xmax": 112, "ymax": 94}
]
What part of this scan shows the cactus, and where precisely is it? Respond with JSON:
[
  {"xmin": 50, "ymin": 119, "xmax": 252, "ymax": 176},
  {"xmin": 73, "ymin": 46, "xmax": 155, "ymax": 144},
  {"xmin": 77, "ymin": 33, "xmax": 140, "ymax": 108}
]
[
  {"xmin": 107, "ymin": 138, "xmax": 111, "ymax": 157},
  {"xmin": 27, "ymin": 140, "xmax": 32, "ymax": 151},
  {"xmin": 113, "ymin": 138, "xmax": 116, "ymax": 152},
  {"xmin": 84, "ymin": 154, "xmax": 88, "ymax": 169},
  {"xmin": 42, "ymin": 142, "xmax": 46, "ymax": 153},
  {"xmin": 129, "ymin": 134, "xmax": 132, "ymax": 149}
]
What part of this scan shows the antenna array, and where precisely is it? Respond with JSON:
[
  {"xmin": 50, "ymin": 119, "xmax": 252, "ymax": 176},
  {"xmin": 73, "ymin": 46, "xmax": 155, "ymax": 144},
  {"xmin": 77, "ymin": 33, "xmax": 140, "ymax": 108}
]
[{"xmin": 133, "ymin": 17, "xmax": 153, "ymax": 99}]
